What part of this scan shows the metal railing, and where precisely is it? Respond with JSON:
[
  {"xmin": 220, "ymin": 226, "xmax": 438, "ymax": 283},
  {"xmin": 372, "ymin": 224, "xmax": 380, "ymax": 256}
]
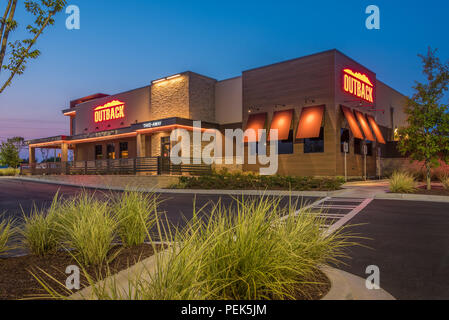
[{"xmin": 20, "ymin": 157, "xmax": 212, "ymax": 176}]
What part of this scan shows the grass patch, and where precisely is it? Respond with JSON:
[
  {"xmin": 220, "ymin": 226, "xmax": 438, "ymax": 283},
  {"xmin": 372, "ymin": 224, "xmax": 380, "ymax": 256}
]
[
  {"xmin": 111, "ymin": 191, "xmax": 160, "ymax": 247},
  {"xmin": 118, "ymin": 197, "xmax": 355, "ymax": 300},
  {"xmin": 171, "ymin": 170, "xmax": 344, "ymax": 191},
  {"xmin": 56, "ymin": 192, "xmax": 117, "ymax": 266},
  {"xmin": 7, "ymin": 191, "xmax": 356, "ymax": 300},
  {"xmin": 0, "ymin": 215, "xmax": 16, "ymax": 256},
  {"xmin": 20, "ymin": 195, "xmax": 62, "ymax": 256},
  {"xmin": 389, "ymin": 171, "xmax": 416, "ymax": 193}
]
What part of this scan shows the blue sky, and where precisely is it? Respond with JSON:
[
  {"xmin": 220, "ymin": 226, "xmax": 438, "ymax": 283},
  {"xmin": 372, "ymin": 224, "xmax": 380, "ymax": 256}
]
[{"xmin": 0, "ymin": 0, "xmax": 448, "ymax": 141}]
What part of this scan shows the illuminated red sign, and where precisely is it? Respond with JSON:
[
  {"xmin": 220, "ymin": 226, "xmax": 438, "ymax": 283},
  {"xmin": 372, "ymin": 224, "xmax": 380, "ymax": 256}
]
[
  {"xmin": 94, "ymin": 100, "xmax": 125, "ymax": 123},
  {"xmin": 343, "ymin": 68, "xmax": 374, "ymax": 103}
]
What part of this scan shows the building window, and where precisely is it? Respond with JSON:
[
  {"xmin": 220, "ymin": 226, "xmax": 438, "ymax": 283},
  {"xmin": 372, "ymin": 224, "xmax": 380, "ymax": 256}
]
[
  {"xmin": 278, "ymin": 130, "xmax": 294, "ymax": 155},
  {"xmin": 340, "ymin": 128, "xmax": 350, "ymax": 153},
  {"xmin": 354, "ymin": 139, "xmax": 373, "ymax": 156},
  {"xmin": 95, "ymin": 145, "xmax": 103, "ymax": 160},
  {"xmin": 119, "ymin": 142, "xmax": 129, "ymax": 159},
  {"xmin": 304, "ymin": 127, "xmax": 324, "ymax": 153},
  {"xmin": 107, "ymin": 143, "xmax": 115, "ymax": 160},
  {"xmin": 354, "ymin": 138, "xmax": 362, "ymax": 155},
  {"xmin": 365, "ymin": 141, "xmax": 373, "ymax": 156}
]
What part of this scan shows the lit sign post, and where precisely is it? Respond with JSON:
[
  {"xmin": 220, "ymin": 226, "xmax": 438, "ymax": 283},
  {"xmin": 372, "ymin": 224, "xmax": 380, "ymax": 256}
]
[
  {"xmin": 343, "ymin": 68, "xmax": 374, "ymax": 103},
  {"xmin": 94, "ymin": 100, "xmax": 125, "ymax": 123}
]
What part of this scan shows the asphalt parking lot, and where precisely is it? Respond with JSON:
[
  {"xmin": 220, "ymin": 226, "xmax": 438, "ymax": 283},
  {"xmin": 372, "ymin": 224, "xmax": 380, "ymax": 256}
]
[
  {"xmin": 0, "ymin": 178, "xmax": 318, "ymax": 225},
  {"xmin": 338, "ymin": 199, "xmax": 449, "ymax": 300}
]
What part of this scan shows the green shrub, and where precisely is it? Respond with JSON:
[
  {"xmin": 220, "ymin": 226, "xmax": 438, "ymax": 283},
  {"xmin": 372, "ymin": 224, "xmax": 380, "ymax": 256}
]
[
  {"xmin": 0, "ymin": 215, "xmax": 16, "ymax": 256},
  {"xmin": 0, "ymin": 168, "xmax": 19, "ymax": 176},
  {"xmin": 56, "ymin": 192, "xmax": 117, "ymax": 266},
  {"xmin": 112, "ymin": 191, "xmax": 160, "ymax": 247},
  {"xmin": 389, "ymin": 171, "xmax": 416, "ymax": 193},
  {"xmin": 174, "ymin": 170, "xmax": 344, "ymax": 191},
  {"xmin": 21, "ymin": 195, "xmax": 61, "ymax": 256},
  {"xmin": 133, "ymin": 197, "xmax": 353, "ymax": 300}
]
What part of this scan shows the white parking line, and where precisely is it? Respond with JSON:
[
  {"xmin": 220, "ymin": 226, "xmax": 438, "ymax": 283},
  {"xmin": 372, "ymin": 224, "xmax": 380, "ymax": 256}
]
[
  {"xmin": 280, "ymin": 196, "xmax": 332, "ymax": 221},
  {"xmin": 324, "ymin": 198, "xmax": 366, "ymax": 203},
  {"xmin": 324, "ymin": 198, "xmax": 374, "ymax": 236},
  {"xmin": 318, "ymin": 205, "xmax": 359, "ymax": 210},
  {"xmin": 281, "ymin": 196, "xmax": 372, "ymax": 234}
]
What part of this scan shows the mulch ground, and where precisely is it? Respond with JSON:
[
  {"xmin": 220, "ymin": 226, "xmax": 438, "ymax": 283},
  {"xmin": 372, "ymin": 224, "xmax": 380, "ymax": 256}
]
[
  {"xmin": 291, "ymin": 269, "xmax": 331, "ymax": 300},
  {"xmin": 0, "ymin": 244, "xmax": 331, "ymax": 300},
  {"xmin": 413, "ymin": 184, "xmax": 449, "ymax": 196},
  {"xmin": 0, "ymin": 244, "xmax": 158, "ymax": 300}
]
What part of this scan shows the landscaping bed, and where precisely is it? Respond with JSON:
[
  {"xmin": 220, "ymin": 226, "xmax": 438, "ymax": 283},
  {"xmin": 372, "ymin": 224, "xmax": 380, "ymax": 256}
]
[
  {"xmin": 170, "ymin": 171, "xmax": 345, "ymax": 191},
  {"xmin": 411, "ymin": 185, "xmax": 449, "ymax": 196},
  {"xmin": 0, "ymin": 190, "xmax": 351, "ymax": 300},
  {"xmin": 0, "ymin": 244, "xmax": 157, "ymax": 300},
  {"xmin": 287, "ymin": 269, "xmax": 330, "ymax": 300},
  {"xmin": 388, "ymin": 171, "xmax": 449, "ymax": 196}
]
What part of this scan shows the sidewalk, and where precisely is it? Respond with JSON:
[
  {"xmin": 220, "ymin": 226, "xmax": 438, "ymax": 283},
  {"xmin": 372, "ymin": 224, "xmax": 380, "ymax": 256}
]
[{"xmin": 338, "ymin": 180, "xmax": 390, "ymax": 198}]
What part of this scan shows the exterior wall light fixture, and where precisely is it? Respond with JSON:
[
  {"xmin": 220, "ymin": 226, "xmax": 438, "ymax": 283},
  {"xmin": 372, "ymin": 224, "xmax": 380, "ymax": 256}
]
[{"xmin": 152, "ymin": 74, "xmax": 182, "ymax": 85}]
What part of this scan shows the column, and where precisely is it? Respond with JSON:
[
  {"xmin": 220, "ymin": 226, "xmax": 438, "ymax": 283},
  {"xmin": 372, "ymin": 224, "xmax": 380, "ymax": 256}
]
[
  {"xmin": 29, "ymin": 146, "xmax": 36, "ymax": 164},
  {"xmin": 61, "ymin": 143, "xmax": 69, "ymax": 162},
  {"xmin": 136, "ymin": 133, "xmax": 146, "ymax": 158}
]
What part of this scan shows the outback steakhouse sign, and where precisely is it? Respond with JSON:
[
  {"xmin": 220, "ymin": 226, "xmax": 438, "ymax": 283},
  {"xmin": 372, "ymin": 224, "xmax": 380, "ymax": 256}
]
[
  {"xmin": 94, "ymin": 100, "xmax": 125, "ymax": 123},
  {"xmin": 343, "ymin": 68, "xmax": 374, "ymax": 103}
]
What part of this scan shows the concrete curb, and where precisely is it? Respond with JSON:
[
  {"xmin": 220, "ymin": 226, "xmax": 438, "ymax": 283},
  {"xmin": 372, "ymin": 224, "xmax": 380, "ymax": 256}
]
[
  {"xmin": 321, "ymin": 265, "xmax": 395, "ymax": 300},
  {"xmin": 374, "ymin": 192, "xmax": 449, "ymax": 203},
  {"xmin": 70, "ymin": 255, "xmax": 395, "ymax": 300},
  {"xmin": 14, "ymin": 177, "xmax": 340, "ymax": 198},
  {"xmin": 70, "ymin": 249, "xmax": 168, "ymax": 300},
  {"xmin": 14, "ymin": 176, "xmax": 449, "ymax": 203}
]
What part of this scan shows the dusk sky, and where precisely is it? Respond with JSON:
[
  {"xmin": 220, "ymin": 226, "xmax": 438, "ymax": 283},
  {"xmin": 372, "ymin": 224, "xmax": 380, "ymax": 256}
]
[{"xmin": 0, "ymin": 0, "xmax": 448, "ymax": 142}]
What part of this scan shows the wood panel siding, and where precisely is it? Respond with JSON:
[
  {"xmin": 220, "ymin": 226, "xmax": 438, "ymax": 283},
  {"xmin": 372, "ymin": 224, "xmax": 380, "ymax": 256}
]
[{"xmin": 242, "ymin": 50, "xmax": 338, "ymax": 176}]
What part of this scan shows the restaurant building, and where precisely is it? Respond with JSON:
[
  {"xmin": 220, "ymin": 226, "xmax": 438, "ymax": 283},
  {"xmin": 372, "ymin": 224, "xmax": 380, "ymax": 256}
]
[{"xmin": 26, "ymin": 49, "xmax": 407, "ymax": 178}]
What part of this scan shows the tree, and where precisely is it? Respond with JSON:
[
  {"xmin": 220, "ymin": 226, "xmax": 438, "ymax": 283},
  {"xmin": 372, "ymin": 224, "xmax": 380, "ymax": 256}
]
[
  {"xmin": 398, "ymin": 48, "xmax": 449, "ymax": 190},
  {"xmin": 0, "ymin": 0, "xmax": 67, "ymax": 94},
  {"xmin": 8, "ymin": 136, "xmax": 25, "ymax": 152},
  {"xmin": 0, "ymin": 138, "xmax": 21, "ymax": 167}
]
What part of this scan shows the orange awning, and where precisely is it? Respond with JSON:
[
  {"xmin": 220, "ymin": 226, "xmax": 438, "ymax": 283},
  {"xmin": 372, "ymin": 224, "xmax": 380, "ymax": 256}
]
[
  {"xmin": 245, "ymin": 113, "xmax": 267, "ymax": 142},
  {"xmin": 269, "ymin": 109, "xmax": 294, "ymax": 141},
  {"xmin": 341, "ymin": 106, "xmax": 364, "ymax": 140},
  {"xmin": 367, "ymin": 115, "xmax": 386, "ymax": 144},
  {"xmin": 296, "ymin": 105, "xmax": 325, "ymax": 139},
  {"xmin": 354, "ymin": 110, "xmax": 375, "ymax": 142}
]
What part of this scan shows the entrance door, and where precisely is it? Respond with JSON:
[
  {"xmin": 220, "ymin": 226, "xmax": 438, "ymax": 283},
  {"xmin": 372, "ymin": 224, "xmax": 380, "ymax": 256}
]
[
  {"xmin": 160, "ymin": 136, "xmax": 171, "ymax": 174},
  {"xmin": 161, "ymin": 136, "xmax": 171, "ymax": 158}
]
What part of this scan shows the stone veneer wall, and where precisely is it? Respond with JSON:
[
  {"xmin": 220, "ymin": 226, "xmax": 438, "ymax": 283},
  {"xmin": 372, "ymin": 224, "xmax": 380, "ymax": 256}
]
[
  {"xmin": 149, "ymin": 72, "xmax": 216, "ymax": 123},
  {"xmin": 150, "ymin": 74, "xmax": 190, "ymax": 120},
  {"xmin": 189, "ymin": 72, "xmax": 217, "ymax": 123}
]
